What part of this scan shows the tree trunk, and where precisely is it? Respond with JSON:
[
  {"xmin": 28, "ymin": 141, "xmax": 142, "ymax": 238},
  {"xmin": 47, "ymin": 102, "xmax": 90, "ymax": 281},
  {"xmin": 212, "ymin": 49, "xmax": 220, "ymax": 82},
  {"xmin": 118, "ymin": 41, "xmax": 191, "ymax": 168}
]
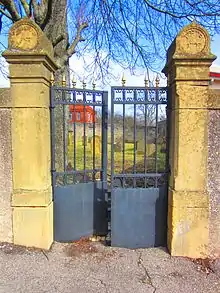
[
  {"xmin": 50, "ymin": 65, "xmax": 70, "ymax": 174},
  {"xmin": 41, "ymin": 0, "xmax": 70, "ymax": 173},
  {"xmin": 43, "ymin": 0, "xmax": 68, "ymax": 72}
]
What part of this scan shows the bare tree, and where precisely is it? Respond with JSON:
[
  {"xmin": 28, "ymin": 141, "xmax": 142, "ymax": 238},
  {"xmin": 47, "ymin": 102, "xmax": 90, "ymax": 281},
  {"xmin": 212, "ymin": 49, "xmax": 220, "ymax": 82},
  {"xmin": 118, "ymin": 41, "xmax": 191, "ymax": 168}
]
[
  {"xmin": 0, "ymin": 0, "xmax": 88, "ymax": 82},
  {"xmin": 79, "ymin": 0, "xmax": 220, "ymax": 80},
  {"xmin": 0, "ymin": 0, "xmax": 220, "ymax": 82},
  {"xmin": 0, "ymin": 0, "xmax": 219, "ymax": 171}
]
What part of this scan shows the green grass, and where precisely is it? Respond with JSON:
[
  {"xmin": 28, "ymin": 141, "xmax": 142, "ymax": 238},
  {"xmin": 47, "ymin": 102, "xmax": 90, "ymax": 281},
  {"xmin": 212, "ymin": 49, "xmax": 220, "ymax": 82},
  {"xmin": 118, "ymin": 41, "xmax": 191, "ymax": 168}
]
[{"xmin": 67, "ymin": 140, "xmax": 166, "ymax": 175}]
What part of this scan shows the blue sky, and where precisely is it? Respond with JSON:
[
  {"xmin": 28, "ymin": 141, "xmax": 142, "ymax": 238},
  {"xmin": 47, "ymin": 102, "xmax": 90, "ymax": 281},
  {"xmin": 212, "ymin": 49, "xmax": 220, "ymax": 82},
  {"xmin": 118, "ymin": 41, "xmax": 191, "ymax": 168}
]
[
  {"xmin": 70, "ymin": 33, "xmax": 220, "ymax": 88},
  {"xmin": 0, "ymin": 32, "xmax": 220, "ymax": 88},
  {"xmin": 211, "ymin": 34, "xmax": 220, "ymax": 66}
]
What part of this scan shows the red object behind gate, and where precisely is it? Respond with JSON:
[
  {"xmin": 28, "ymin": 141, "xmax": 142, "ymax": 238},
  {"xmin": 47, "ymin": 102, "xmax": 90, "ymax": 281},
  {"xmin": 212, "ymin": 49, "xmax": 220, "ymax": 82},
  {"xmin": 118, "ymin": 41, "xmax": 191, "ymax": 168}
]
[{"xmin": 69, "ymin": 104, "xmax": 95, "ymax": 123}]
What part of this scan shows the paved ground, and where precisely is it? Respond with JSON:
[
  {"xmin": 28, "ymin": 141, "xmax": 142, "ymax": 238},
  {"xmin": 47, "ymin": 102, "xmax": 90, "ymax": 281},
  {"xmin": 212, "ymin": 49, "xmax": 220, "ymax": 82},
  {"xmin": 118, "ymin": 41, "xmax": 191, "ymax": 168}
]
[{"xmin": 0, "ymin": 241, "xmax": 219, "ymax": 293}]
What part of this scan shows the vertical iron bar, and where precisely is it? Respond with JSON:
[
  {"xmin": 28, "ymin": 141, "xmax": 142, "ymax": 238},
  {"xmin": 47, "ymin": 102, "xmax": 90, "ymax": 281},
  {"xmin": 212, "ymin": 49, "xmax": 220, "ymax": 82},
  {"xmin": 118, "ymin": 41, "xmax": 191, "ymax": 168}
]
[
  {"xmin": 122, "ymin": 89, "xmax": 126, "ymax": 188},
  {"xmin": 73, "ymin": 90, "xmax": 76, "ymax": 183},
  {"xmin": 111, "ymin": 88, "xmax": 115, "ymax": 189},
  {"xmin": 102, "ymin": 91, "xmax": 108, "ymax": 184},
  {"xmin": 92, "ymin": 91, "xmax": 96, "ymax": 181},
  {"xmin": 155, "ymin": 89, "xmax": 159, "ymax": 187},
  {"xmin": 144, "ymin": 89, "xmax": 147, "ymax": 188},
  {"xmin": 83, "ymin": 91, "xmax": 86, "ymax": 182},
  {"xmin": 165, "ymin": 88, "xmax": 170, "ymax": 185},
  {"xmin": 102, "ymin": 91, "xmax": 108, "ymax": 237},
  {"xmin": 62, "ymin": 89, "xmax": 67, "ymax": 185},
  {"xmin": 133, "ymin": 90, "xmax": 137, "ymax": 188},
  {"xmin": 50, "ymin": 86, "xmax": 56, "ymax": 195}
]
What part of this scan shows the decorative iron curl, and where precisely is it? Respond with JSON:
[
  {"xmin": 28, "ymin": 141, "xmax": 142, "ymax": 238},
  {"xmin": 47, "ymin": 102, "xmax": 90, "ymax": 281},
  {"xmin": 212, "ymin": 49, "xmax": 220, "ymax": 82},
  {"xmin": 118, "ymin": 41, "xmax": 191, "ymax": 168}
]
[
  {"xmin": 137, "ymin": 97, "xmax": 145, "ymax": 102},
  {"xmin": 126, "ymin": 97, "xmax": 134, "ymax": 102},
  {"xmin": 115, "ymin": 97, "xmax": 123, "ymax": 102},
  {"xmin": 137, "ymin": 89, "xmax": 145, "ymax": 94}
]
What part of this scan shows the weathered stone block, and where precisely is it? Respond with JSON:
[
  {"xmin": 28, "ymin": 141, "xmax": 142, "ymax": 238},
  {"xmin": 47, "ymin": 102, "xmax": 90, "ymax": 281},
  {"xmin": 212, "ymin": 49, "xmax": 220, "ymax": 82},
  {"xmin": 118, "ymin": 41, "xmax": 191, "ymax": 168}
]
[
  {"xmin": 12, "ymin": 108, "xmax": 51, "ymax": 190},
  {"xmin": 172, "ymin": 109, "xmax": 208, "ymax": 191},
  {"xmin": 168, "ymin": 202, "xmax": 209, "ymax": 258},
  {"xmin": 12, "ymin": 187, "xmax": 52, "ymax": 207},
  {"xmin": 13, "ymin": 202, "xmax": 53, "ymax": 250},
  {"xmin": 164, "ymin": 22, "xmax": 217, "ymax": 258}
]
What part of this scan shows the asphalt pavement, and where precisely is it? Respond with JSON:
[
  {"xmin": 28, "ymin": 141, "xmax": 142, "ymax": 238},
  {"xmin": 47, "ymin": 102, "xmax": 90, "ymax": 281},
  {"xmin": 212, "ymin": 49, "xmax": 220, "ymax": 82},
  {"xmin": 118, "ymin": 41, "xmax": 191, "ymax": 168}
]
[{"xmin": 0, "ymin": 241, "xmax": 219, "ymax": 293}]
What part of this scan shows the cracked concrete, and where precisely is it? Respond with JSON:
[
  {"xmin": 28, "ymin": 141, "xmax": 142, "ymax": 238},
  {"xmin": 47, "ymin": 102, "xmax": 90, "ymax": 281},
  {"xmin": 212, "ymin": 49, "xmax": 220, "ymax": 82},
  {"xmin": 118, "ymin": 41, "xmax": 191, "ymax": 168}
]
[
  {"xmin": 0, "ymin": 242, "xmax": 219, "ymax": 293},
  {"xmin": 137, "ymin": 252, "xmax": 156, "ymax": 292}
]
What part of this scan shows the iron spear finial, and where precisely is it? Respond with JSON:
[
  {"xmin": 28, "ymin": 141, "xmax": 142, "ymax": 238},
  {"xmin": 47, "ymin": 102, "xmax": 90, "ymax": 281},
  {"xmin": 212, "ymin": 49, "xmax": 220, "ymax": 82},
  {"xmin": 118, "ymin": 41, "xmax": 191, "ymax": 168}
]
[
  {"xmin": 62, "ymin": 74, "xmax": 66, "ymax": 87},
  {"xmin": 82, "ymin": 80, "xmax": 86, "ymax": 89},
  {"xmin": 50, "ymin": 72, "xmax": 55, "ymax": 86},
  {"xmin": 144, "ymin": 73, "xmax": 149, "ymax": 87},
  {"xmin": 122, "ymin": 73, "xmax": 126, "ymax": 87},
  {"xmin": 72, "ymin": 75, "xmax": 76, "ymax": 88},
  {"xmin": 155, "ymin": 74, "xmax": 160, "ymax": 87}
]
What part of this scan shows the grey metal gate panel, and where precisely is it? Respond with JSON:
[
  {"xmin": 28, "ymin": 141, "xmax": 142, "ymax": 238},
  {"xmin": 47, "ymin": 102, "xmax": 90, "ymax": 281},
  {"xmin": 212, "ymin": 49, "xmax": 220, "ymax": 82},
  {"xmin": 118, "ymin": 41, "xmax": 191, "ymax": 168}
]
[
  {"xmin": 51, "ymin": 85, "xmax": 108, "ymax": 242},
  {"xmin": 111, "ymin": 186, "xmax": 167, "ymax": 248},
  {"xmin": 54, "ymin": 183, "xmax": 94, "ymax": 241},
  {"xmin": 54, "ymin": 181, "xmax": 107, "ymax": 241},
  {"xmin": 110, "ymin": 83, "xmax": 168, "ymax": 249}
]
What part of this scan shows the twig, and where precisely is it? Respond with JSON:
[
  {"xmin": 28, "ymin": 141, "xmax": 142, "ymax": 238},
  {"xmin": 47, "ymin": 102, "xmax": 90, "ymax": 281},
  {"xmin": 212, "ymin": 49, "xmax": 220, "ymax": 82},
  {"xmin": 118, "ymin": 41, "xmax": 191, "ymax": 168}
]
[
  {"xmin": 67, "ymin": 22, "xmax": 88, "ymax": 56},
  {"xmin": 0, "ymin": 7, "xmax": 13, "ymax": 20}
]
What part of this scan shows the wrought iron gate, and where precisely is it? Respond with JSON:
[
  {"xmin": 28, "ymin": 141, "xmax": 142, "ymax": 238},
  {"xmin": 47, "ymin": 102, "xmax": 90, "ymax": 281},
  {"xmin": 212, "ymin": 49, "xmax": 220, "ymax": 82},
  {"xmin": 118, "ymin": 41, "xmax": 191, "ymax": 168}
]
[
  {"xmin": 51, "ymin": 86, "xmax": 108, "ymax": 241},
  {"xmin": 51, "ymin": 80, "xmax": 168, "ymax": 247},
  {"xmin": 110, "ymin": 84, "xmax": 168, "ymax": 248}
]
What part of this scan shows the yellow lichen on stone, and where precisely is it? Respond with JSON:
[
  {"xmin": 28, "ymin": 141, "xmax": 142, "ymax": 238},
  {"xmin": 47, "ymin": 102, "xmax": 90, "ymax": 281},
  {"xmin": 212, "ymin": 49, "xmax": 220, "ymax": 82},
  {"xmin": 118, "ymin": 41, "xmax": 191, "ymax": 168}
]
[
  {"xmin": 0, "ymin": 18, "xmax": 58, "ymax": 249},
  {"xmin": 7, "ymin": 17, "xmax": 54, "ymax": 60},
  {"xmin": 13, "ymin": 202, "xmax": 53, "ymax": 250},
  {"xmin": 168, "ymin": 200, "xmax": 209, "ymax": 258},
  {"xmin": 164, "ymin": 22, "xmax": 216, "ymax": 258},
  {"xmin": 175, "ymin": 22, "xmax": 210, "ymax": 56},
  {"xmin": 11, "ymin": 108, "xmax": 51, "ymax": 190},
  {"xmin": 173, "ymin": 109, "xmax": 208, "ymax": 191},
  {"xmin": 166, "ymin": 22, "xmax": 215, "ymax": 63}
]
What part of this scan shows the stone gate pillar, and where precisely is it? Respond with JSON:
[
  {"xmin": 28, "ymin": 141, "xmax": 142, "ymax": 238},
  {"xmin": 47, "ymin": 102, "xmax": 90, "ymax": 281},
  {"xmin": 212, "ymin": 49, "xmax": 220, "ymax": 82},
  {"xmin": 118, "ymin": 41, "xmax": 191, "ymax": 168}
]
[
  {"xmin": 1, "ymin": 18, "xmax": 58, "ymax": 249},
  {"xmin": 163, "ymin": 22, "xmax": 219, "ymax": 258}
]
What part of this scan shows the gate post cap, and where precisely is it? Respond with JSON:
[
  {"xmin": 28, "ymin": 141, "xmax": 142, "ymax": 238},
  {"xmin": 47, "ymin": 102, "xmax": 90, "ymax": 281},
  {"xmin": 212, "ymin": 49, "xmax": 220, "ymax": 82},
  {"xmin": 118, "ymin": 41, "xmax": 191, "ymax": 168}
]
[
  {"xmin": 163, "ymin": 22, "xmax": 216, "ymax": 74},
  {"xmin": 3, "ymin": 17, "xmax": 58, "ymax": 70}
]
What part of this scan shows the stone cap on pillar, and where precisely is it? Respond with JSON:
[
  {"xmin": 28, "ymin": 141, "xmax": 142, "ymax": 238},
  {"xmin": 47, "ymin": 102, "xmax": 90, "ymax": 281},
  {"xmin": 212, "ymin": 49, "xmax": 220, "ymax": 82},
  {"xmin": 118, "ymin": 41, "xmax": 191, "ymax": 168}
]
[
  {"xmin": 163, "ymin": 22, "xmax": 216, "ymax": 76},
  {"xmin": 2, "ymin": 17, "xmax": 58, "ymax": 74}
]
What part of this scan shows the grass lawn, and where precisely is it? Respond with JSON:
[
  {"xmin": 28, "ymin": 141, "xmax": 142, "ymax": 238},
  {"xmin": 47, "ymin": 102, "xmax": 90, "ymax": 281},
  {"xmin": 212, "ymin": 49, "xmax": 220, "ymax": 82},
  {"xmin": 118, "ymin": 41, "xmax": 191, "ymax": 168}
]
[{"xmin": 67, "ymin": 140, "xmax": 166, "ymax": 175}]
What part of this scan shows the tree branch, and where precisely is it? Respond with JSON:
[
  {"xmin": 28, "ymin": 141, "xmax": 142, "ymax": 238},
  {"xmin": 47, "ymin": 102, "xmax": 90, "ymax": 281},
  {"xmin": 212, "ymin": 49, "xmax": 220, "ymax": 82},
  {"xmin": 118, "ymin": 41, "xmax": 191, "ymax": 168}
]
[
  {"xmin": 52, "ymin": 34, "xmax": 66, "ymax": 47},
  {"xmin": 67, "ymin": 22, "xmax": 88, "ymax": 56},
  {"xmin": 144, "ymin": 0, "xmax": 220, "ymax": 18},
  {"xmin": 19, "ymin": 0, "xmax": 30, "ymax": 16},
  {"xmin": 32, "ymin": 0, "xmax": 49, "ymax": 27},
  {"xmin": 0, "ymin": 0, "xmax": 20, "ymax": 21},
  {"xmin": 144, "ymin": 0, "xmax": 187, "ymax": 18},
  {"xmin": 0, "ymin": 7, "xmax": 13, "ymax": 21}
]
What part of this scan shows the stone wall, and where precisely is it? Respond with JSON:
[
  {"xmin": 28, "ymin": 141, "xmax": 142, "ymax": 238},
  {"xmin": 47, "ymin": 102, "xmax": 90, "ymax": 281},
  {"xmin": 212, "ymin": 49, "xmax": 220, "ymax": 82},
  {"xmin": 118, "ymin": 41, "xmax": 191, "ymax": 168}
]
[
  {"xmin": 207, "ymin": 89, "xmax": 220, "ymax": 257},
  {"xmin": 0, "ymin": 18, "xmax": 57, "ymax": 249},
  {"xmin": 0, "ymin": 88, "xmax": 12, "ymax": 242},
  {"xmin": 163, "ymin": 22, "xmax": 220, "ymax": 258}
]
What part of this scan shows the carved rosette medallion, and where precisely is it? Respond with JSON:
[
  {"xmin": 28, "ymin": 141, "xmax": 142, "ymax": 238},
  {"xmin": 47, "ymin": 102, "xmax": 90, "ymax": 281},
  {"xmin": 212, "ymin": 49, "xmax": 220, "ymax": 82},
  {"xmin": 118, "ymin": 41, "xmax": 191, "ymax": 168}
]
[
  {"xmin": 9, "ymin": 23, "xmax": 39, "ymax": 51},
  {"xmin": 180, "ymin": 28, "xmax": 207, "ymax": 55}
]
